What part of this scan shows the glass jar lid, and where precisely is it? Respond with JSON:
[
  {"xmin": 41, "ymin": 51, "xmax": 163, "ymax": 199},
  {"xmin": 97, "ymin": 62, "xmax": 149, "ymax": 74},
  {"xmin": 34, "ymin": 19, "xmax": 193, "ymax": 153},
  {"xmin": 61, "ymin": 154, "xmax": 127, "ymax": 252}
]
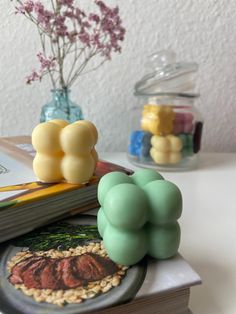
[{"xmin": 135, "ymin": 50, "xmax": 199, "ymax": 98}]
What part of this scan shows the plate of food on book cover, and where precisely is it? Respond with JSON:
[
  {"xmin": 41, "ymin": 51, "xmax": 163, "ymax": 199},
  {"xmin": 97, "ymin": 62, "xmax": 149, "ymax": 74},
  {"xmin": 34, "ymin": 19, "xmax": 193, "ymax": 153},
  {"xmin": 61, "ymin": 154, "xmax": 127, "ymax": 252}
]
[{"xmin": 0, "ymin": 215, "xmax": 147, "ymax": 314}]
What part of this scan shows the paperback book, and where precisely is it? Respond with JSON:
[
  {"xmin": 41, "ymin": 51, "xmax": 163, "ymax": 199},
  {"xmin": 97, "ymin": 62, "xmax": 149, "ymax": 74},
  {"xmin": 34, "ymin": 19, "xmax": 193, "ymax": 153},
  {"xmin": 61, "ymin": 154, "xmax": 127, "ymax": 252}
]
[{"xmin": 0, "ymin": 137, "xmax": 132, "ymax": 242}]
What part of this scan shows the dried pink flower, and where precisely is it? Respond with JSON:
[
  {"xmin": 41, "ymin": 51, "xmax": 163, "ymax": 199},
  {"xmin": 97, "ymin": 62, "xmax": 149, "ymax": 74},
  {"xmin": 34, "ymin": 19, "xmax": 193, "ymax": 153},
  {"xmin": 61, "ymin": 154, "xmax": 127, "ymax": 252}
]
[
  {"xmin": 13, "ymin": 0, "xmax": 126, "ymax": 89},
  {"xmin": 89, "ymin": 13, "xmax": 100, "ymax": 24},
  {"xmin": 59, "ymin": 0, "xmax": 74, "ymax": 7},
  {"xmin": 37, "ymin": 53, "xmax": 56, "ymax": 71},
  {"xmin": 26, "ymin": 70, "xmax": 40, "ymax": 84}
]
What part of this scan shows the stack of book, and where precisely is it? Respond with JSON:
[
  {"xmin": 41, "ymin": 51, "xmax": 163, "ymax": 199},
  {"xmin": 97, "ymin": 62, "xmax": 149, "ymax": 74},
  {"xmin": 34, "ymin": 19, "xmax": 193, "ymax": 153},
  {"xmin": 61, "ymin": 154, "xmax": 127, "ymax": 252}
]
[
  {"xmin": 0, "ymin": 136, "xmax": 201, "ymax": 314},
  {"xmin": 0, "ymin": 136, "xmax": 132, "ymax": 242}
]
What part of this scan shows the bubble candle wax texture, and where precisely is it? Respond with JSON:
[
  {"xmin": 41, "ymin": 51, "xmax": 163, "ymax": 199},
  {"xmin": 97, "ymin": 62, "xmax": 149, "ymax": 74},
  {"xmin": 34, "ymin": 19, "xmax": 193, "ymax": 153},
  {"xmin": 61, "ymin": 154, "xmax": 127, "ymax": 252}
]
[
  {"xmin": 97, "ymin": 169, "xmax": 182, "ymax": 266},
  {"xmin": 32, "ymin": 119, "xmax": 98, "ymax": 184}
]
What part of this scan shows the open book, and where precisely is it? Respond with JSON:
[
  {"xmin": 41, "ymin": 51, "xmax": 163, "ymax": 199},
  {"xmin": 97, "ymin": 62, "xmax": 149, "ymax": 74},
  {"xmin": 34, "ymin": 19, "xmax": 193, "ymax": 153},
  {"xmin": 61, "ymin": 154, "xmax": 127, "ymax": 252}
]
[
  {"xmin": 0, "ymin": 137, "xmax": 132, "ymax": 242},
  {"xmin": 0, "ymin": 214, "xmax": 201, "ymax": 314}
]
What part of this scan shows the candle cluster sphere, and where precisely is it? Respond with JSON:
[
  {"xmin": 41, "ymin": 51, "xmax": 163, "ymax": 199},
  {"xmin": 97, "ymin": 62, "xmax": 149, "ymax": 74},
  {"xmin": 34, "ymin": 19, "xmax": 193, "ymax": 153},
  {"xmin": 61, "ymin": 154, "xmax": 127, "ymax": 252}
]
[
  {"xmin": 32, "ymin": 119, "xmax": 98, "ymax": 184},
  {"xmin": 97, "ymin": 169, "xmax": 182, "ymax": 266}
]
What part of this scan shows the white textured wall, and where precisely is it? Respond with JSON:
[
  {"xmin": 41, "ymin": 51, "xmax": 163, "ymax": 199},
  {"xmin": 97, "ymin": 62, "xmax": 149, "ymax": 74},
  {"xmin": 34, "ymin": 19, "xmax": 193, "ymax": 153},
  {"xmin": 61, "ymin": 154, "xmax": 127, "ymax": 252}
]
[{"xmin": 1, "ymin": 0, "xmax": 236, "ymax": 152}]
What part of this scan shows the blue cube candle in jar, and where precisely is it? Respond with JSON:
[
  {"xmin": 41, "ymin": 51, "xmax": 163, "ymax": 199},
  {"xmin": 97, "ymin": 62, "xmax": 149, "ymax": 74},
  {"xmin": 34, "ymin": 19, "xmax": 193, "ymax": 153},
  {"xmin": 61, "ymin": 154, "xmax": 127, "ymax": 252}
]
[{"xmin": 128, "ymin": 50, "xmax": 203, "ymax": 171}]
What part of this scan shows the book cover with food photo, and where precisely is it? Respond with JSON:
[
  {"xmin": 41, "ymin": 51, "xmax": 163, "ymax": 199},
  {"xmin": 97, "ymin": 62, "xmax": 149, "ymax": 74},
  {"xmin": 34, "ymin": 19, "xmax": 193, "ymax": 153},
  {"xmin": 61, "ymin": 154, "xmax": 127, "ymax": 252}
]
[
  {"xmin": 0, "ymin": 215, "xmax": 146, "ymax": 314},
  {"xmin": 0, "ymin": 214, "xmax": 201, "ymax": 314}
]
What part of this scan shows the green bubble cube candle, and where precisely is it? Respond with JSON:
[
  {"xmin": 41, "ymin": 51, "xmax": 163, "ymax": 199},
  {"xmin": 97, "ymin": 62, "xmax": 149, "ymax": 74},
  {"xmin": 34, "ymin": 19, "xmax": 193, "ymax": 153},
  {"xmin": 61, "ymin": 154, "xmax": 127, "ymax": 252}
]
[{"xmin": 97, "ymin": 169, "xmax": 182, "ymax": 266}]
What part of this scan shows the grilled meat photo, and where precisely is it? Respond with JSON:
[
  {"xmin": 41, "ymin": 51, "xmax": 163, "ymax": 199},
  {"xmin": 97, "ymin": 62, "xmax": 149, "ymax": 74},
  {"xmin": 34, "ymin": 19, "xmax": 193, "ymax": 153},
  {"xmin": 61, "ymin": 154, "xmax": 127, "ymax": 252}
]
[{"xmin": 9, "ymin": 253, "xmax": 119, "ymax": 290}]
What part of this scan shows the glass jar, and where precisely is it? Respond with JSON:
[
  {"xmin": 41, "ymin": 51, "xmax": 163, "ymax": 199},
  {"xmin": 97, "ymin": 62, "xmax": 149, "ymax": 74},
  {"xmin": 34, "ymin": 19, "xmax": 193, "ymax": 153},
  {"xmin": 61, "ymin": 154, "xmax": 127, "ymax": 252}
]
[
  {"xmin": 128, "ymin": 50, "xmax": 203, "ymax": 171},
  {"xmin": 40, "ymin": 88, "xmax": 84, "ymax": 123}
]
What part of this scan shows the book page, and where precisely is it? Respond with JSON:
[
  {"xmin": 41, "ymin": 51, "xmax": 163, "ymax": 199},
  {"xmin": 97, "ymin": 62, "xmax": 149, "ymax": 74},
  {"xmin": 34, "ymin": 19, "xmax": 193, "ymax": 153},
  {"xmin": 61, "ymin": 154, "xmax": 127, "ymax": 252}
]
[
  {"xmin": 0, "ymin": 137, "xmax": 34, "ymax": 168},
  {"xmin": 136, "ymin": 254, "xmax": 201, "ymax": 298},
  {"xmin": 0, "ymin": 152, "xmax": 36, "ymax": 201}
]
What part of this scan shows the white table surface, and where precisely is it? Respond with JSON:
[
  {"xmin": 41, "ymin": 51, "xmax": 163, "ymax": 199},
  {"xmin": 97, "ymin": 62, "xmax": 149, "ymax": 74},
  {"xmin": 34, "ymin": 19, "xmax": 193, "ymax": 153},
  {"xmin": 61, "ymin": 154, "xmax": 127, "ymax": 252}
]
[{"xmin": 99, "ymin": 152, "xmax": 236, "ymax": 314}]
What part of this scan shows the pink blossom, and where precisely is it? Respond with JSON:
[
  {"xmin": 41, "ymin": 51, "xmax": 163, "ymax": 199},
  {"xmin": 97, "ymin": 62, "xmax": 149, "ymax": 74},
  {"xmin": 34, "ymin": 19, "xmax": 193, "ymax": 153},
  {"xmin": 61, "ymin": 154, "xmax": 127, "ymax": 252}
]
[
  {"xmin": 54, "ymin": 15, "xmax": 66, "ymax": 25},
  {"xmin": 54, "ymin": 15, "xmax": 67, "ymax": 36},
  {"xmin": 59, "ymin": 0, "xmax": 74, "ymax": 7},
  {"xmin": 30, "ymin": 2, "xmax": 54, "ymax": 32},
  {"xmin": 26, "ymin": 52, "xmax": 56, "ymax": 84},
  {"xmin": 95, "ymin": 1, "xmax": 109, "ymax": 14},
  {"xmin": 78, "ymin": 31, "xmax": 90, "ymax": 46},
  {"xmin": 89, "ymin": 13, "xmax": 100, "ymax": 24},
  {"xmin": 67, "ymin": 30, "xmax": 78, "ymax": 43},
  {"xmin": 26, "ymin": 70, "xmax": 40, "ymax": 84},
  {"xmin": 91, "ymin": 33, "xmax": 100, "ymax": 46},
  {"xmin": 75, "ymin": 8, "xmax": 86, "ymax": 18},
  {"xmin": 33, "ymin": 1, "xmax": 44, "ymax": 14},
  {"xmin": 15, "ymin": 0, "xmax": 34, "ymax": 14},
  {"xmin": 82, "ymin": 21, "xmax": 91, "ymax": 29},
  {"xmin": 37, "ymin": 53, "xmax": 56, "ymax": 71},
  {"xmin": 64, "ymin": 10, "xmax": 74, "ymax": 18},
  {"xmin": 37, "ymin": 11, "xmax": 53, "ymax": 31}
]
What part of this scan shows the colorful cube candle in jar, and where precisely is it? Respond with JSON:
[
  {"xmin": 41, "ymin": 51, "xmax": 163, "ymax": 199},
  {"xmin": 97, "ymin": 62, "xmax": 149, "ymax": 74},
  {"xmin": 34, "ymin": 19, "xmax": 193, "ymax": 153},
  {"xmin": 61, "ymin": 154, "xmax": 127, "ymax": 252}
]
[{"xmin": 128, "ymin": 50, "xmax": 203, "ymax": 171}]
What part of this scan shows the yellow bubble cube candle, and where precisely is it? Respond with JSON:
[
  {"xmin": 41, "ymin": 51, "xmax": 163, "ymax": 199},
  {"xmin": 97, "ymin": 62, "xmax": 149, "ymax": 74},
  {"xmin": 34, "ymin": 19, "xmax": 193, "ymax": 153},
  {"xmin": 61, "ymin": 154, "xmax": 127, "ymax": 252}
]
[
  {"xmin": 150, "ymin": 134, "xmax": 183, "ymax": 164},
  {"xmin": 32, "ymin": 119, "xmax": 98, "ymax": 184}
]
